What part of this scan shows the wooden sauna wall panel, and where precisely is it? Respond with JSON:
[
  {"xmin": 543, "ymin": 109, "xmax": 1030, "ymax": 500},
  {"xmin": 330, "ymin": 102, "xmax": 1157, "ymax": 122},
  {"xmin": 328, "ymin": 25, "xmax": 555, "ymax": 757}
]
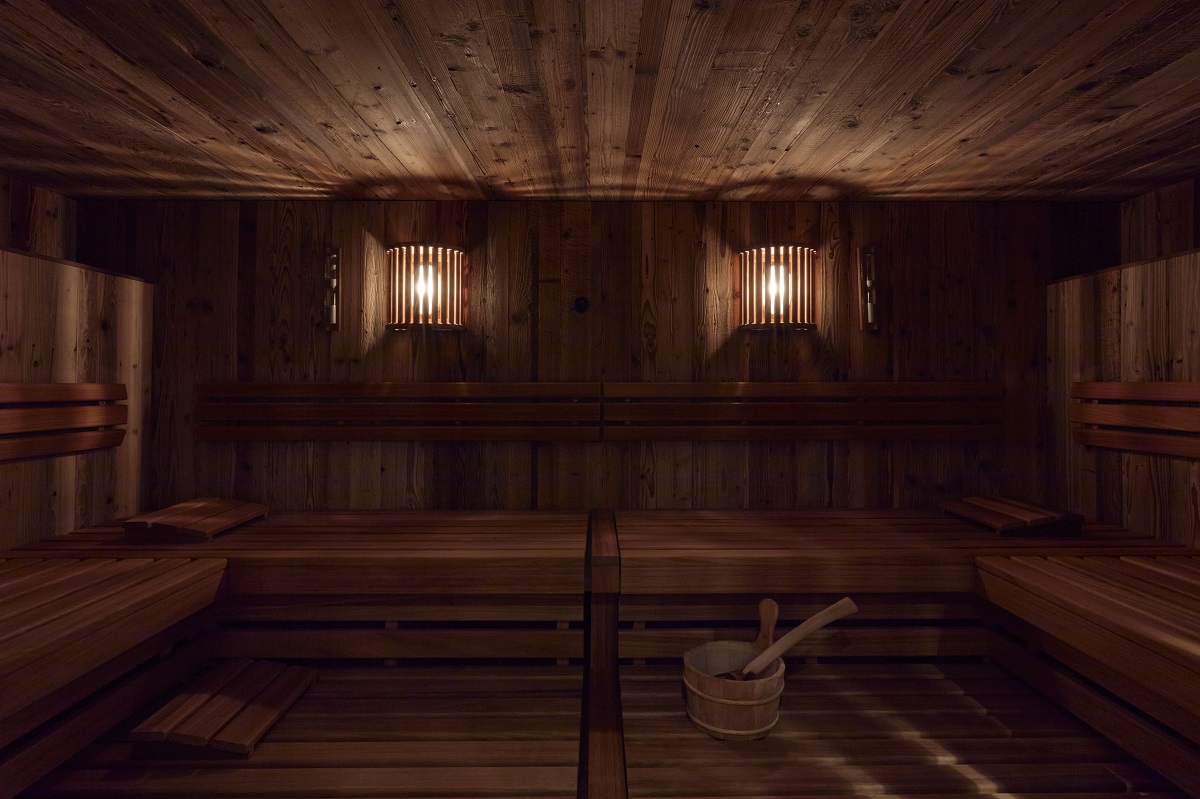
[
  {"xmin": 78, "ymin": 199, "xmax": 1071, "ymax": 511},
  {"xmin": 1048, "ymin": 250, "xmax": 1200, "ymax": 547},
  {"xmin": 0, "ymin": 250, "xmax": 152, "ymax": 547},
  {"xmin": 1119, "ymin": 177, "xmax": 1200, "ymax": 263},
  {"xmin": 0, "ymin": 173, "xmax": 75, "ymax": 261}
]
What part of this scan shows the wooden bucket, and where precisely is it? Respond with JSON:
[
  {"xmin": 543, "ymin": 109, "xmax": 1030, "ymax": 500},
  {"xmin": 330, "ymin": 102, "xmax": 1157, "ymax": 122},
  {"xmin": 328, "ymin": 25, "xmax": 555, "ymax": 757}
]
[{"xmin": 681, "ymin": 640, "xmax": 785, "ymax": 740}]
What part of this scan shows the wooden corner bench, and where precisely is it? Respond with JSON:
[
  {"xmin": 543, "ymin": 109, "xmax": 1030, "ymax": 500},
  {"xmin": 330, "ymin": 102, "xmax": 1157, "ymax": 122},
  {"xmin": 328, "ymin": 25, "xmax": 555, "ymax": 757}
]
[
  {"xmin": 21, "ymin": 510, "xmax": 590, "ymax": 799},
  {"xmin": 580, "ymin": 510, "xmax": 1187, "ymax": 799},
  {"xmin": 0, "ymin": 556, "xmax": 226, "ymax": 799},
  {"xmin": 977, "ymin": 554, "xmax": 1200, "ymax": 798}
]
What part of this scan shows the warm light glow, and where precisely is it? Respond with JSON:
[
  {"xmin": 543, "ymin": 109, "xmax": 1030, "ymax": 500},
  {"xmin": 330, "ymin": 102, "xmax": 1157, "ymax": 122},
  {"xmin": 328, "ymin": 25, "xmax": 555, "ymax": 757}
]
[
  {"xmin": 740, "ymin": 245, "xmax": 816, "ymax": 329},
  {"xmin": 385, "ymin": 245, "xmax": 465, "ymax": 329}
]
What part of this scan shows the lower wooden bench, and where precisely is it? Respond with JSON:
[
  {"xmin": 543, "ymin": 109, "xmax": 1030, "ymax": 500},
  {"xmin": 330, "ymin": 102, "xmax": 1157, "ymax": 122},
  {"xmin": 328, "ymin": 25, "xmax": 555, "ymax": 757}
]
[
  {"xmin": 29, "ymin": 665, "xmax": 583, "ymax": 799},
  {"xmin": 977, "ymin": 554, "xmax": 1200, "ymax": 798},
  {"xmin": 0, "ymin": 556, "xmax": 226, "ymax": 799},
  {"xmin": 130, "ymin": 659, "xmax": 317, "ymax": 758}
]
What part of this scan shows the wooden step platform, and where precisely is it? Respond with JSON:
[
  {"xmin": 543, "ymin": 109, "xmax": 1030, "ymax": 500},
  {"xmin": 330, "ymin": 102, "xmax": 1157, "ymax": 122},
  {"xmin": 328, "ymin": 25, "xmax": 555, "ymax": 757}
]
[
  {"xmin": 620, "ymin": 661, "xmax": 1185, "ymax": 799},
  {"xmin": 130, "ymin": 659, "xmax": 317, "ymax": 758},
  {"xmin": 977, "ymin": 554, "xmax": 1200, "ymax": 796},
  {"xmin": 28, "ymin": 665, "xmax": 582, "ymax": 799},
  {"xmin": 123, "ymin": 498, "xmax": 269, "ymax": 542},
  {"xmin": 940, "ymin": 495, "xmax": 1083, "ymax": 536}
]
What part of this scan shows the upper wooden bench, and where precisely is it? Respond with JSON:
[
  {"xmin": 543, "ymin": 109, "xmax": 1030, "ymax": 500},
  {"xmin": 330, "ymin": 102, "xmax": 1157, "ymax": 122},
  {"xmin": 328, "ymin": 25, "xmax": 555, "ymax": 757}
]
[
  {"xmin": 20, "ymin": 511, "xmax": 589, "ymax": 663},
  {"xmin": 194, "ymin": 381, "xmax": 1003, "ymax": 442},
  {"xmin": 977, "ymin": 554, "xmax": 1200, "ymax": 797},
  {"xmin": 1070, "ymin": 381, "xmax": 1200, "ymax": 459},
  {"xmin": 0, "ymin": 555, "xmax": 226, "ymax": 798},
  {"xmin": 0, "ymin": 383, "xmax": 127, "ymax": 462}
]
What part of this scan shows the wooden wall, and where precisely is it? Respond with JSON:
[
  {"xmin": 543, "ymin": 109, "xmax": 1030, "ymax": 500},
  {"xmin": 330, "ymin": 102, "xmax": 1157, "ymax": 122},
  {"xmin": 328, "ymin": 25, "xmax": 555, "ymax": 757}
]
[
  {"xmin": 0, "ymin": 249, "xmax": 152, "ymax": 549},
  {"xmin": 78, "ymin": 199, "xmax": 1097, "ymax": 512},
  {"xmin": 1042, "ymin": 177, "xmax": 1200, "ymax": 547},
  {"xmin": 1048, "ymin": 250, "xmax": 1200, "ymax": 547},
  {"xmin": 1119, "ymin": 177, "xmax": 1200, "ymax": 263},
  {"xmin": 0, "ymin": 173, "xmax": 76, "ymax": 261}
]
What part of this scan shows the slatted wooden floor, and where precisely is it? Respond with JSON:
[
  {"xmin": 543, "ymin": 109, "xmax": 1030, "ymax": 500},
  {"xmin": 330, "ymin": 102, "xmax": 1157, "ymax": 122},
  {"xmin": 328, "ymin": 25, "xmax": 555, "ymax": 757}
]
[
  {"xmin": 25, "ymin": 665, "xmax": 582, "ymax": 799},
  {"xmin": 622, "ymin": 661, "xmax": 1185, "ymax": 799}
]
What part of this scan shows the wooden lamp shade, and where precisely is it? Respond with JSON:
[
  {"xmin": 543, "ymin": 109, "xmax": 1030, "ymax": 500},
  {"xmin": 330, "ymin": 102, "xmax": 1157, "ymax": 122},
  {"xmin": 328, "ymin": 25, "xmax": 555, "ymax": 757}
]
[
  {"xmin": 739, "ymin": 245, "xmax": 816, "ymax": 330},
  {"xmin": 385, "ymin": 244, "xmax": 465, "ymax": 329}
]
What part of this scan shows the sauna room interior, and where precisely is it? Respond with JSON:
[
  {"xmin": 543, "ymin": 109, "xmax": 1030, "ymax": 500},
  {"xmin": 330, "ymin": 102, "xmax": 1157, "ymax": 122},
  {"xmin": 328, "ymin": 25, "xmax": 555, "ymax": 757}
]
[{"xmin": 2, "ymin": 1, "xmax": 1200, "ymax": 798}]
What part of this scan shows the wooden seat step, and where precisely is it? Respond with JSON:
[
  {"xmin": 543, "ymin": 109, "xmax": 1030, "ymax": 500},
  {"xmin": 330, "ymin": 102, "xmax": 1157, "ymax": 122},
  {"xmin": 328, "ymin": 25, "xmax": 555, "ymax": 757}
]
[
  {"xmin": 130, "ymin": 659, "xmax": 317, "ymax": 758},
  {"xmin": 123, "ymin": 498, "xmax": 268, "ymax": 542},
  {"xmin": 940, "ymin": 495, "xmax": 1082, "ymax": 536}
]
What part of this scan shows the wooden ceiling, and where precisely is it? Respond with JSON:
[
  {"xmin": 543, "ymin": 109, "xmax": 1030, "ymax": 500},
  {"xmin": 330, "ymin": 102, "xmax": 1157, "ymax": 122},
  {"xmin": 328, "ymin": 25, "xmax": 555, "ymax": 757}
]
[{"xmin": 2, "ymin": 0, "xmax": 1200, "ymax": 200}]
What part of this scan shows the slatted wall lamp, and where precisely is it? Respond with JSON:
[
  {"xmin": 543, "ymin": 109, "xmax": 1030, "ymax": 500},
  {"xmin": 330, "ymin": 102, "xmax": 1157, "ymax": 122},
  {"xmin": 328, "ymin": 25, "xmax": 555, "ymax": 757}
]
[
  {"xmin": 739, "ymin": 245, "xmax": 816, "ymax": 330},
  {"xmin": 385, "ymin": 244, "xmax": 466, "ymax": 330}
]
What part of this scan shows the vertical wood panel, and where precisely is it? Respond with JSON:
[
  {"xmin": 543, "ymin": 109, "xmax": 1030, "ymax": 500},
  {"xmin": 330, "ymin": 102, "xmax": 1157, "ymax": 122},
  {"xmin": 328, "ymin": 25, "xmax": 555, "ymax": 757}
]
[
  {"xmin": 141, "ymin": 201, "xmax": 240, "ymax": 506},
  {"xmin": 1049, "ymin": 250, "xmax": 1200, "ymax": 547},
  {"xmin": 0, "ymin": 250, "xmax": 150, "ymax": 547},
  {"xmin": 1119, "ymin": 178, "xmax": 1196, "ymax": 263},
  {"xmin": 0, "ymin": 172, "xmax": 76, "ymax": 261},
  {"xmin": 80, "ymin": 198, "xmax": 1071, "ymax": 515}
]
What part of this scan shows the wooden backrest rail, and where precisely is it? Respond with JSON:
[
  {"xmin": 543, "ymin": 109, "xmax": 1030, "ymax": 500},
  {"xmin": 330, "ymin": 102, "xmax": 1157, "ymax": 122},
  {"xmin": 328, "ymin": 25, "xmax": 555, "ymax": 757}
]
[
  {"xmin": 0, "ymin": 383, "xmax": 127, "ymax": 462},
  {"xmin": 1070, "ymin": 382, "xmax": 1200, "ymax": 459},
  {"xmin": 603, "ymin": 381, "xmax": 1002, "ymax": 441},
  {"xmin": 196, "ymin": 381, "xmax": 1004, "ymax": 443},
  {"xmin": 196, "ymin": 382, "xmax": 602, "ymax": 442}
]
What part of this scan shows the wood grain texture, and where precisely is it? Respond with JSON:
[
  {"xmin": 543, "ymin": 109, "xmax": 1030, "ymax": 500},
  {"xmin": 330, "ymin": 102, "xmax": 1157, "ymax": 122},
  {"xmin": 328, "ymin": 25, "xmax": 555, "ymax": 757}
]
[
  {"xmin": 1048, "ymin": 250, "xmax": 1200, "ymax": 546},
  {"xmin": 978, "ymin": 554, "xmax": 1200, "ymax": 772},
  {"xmin": 30, "ymin": 665, "xmax": 582, "ymax": 799},
  {"xmin": 0, "ymin": 173, "xmax": 75, "ymax": 260},
  {"xmin": 79, "ymin": 198, "xmax": 1073, "ymax": 512},
  {"xmin": 4, "ymin": 4, "xmax": 1200, "ymax": 199},
  {"xmin": 0, "ymin": 251, "xmax": 150, "ymax": 548},
  {"xmin": 1120, "ymin": 178, "xmax": 1199, "ymax": 263},
  {"xmin": 621, "ymin": 661, "xmax": 1180, "ymax": 799}
]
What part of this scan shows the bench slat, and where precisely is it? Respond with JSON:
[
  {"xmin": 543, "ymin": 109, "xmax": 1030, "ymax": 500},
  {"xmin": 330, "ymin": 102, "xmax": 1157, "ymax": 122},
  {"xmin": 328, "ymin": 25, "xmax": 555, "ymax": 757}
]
[
  {"xmin": 209, "ymin": 666, "xmax": 318, "ymax": 755},
  {"xmin": 1072, "ymin": 382, "xmax": 1200, "ymax": 401},
  {"xmin": 977, "ymin": 554, "xmax": 1200, "ymax": 751},
  {"xmin": 1075, "ymin": 428, "xmax": 1200, "ymax": 459},
  {"xmin": 1071, "ymin": 382, "xmax": 1200, "ymax": 460},
  {"xmin": 0, "ymin": 406, "xmax": 127, "ymax": 436},
  {"xmin": 0, "ymin": 560, "xmax": 154, "ymax": 631},
  {"xmin": 167, "ymin": 661, "xmax": 287, "ymax": 747},
  {"xmin": 125, "ymin": 499, "xmax": 268, "ymax": 541},
  {"xmin": 0, "ymin": 430, "xmax": 126, "ymax": 463},
  {"xmin": 196, "ymin": 425, "xmax": 602, "ymax": 442},
  {"xmin": 130, "ymin": 660, "xmax": 254, "ymax": 743},
  {"xmin": 604, "ymin": 423, "xmax": 1002, "ymax": 441},
  {"xmin": 0, "ymin": 384, "xmax": 126, "ymax": 403},
  {"xmin": 0, "ymin": 560, "xmax": 190, "ymax": 653},
  {"xmin": 1069, "ymin": 402, "xmax": 1200, "ymax": 433},
  {"xmin": 0, "ymin": 563, "xmax": 225, "ymax": 722},
  {"xmin": 605, "ymin": 400, "xmax": 1003, "ymax": 423},
  {"xmin": 961, "ymin": 497, "xmax": 1057, "ymax": 526},
  {"xmin": 140, "ymin": 498, "xmax": 246, "ymax": 532},
  {"xmin": 196, "ymin": 401, "xmax": 600, "ymax": 423}
]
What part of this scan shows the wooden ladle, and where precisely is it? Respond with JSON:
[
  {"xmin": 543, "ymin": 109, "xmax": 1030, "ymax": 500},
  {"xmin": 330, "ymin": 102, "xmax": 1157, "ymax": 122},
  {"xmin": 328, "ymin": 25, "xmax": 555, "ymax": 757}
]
[
  {"xmin": 720, "ymin": 597, "xmax": 858, "ymax": 681},
  {"xmin": 752, "ymin": 598, "xmax": 779, "ymax": 652}
]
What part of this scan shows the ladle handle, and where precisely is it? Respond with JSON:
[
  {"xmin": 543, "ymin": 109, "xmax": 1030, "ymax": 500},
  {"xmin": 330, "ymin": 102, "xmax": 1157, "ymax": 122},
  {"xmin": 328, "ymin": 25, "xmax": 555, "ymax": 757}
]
[
  {"xmin": 753, "ymin": 598, "xmax": 779, "ymax": 651},
  {"xmin": 740, "ymin": 597, "xmax": 858, "ymax": 677}
]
